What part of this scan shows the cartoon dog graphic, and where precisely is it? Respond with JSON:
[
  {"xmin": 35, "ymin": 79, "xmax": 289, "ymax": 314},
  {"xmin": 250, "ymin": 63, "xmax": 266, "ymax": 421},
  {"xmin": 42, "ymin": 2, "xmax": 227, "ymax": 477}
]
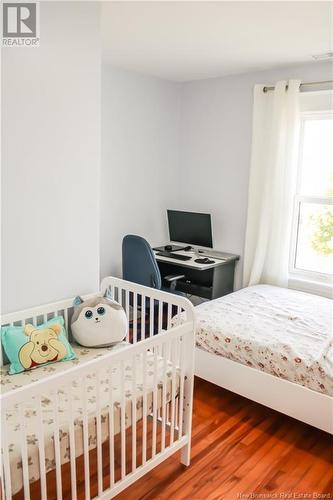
[{"xmin": 18, "ymin": 323, "xmax": 67, "ymax": 369}]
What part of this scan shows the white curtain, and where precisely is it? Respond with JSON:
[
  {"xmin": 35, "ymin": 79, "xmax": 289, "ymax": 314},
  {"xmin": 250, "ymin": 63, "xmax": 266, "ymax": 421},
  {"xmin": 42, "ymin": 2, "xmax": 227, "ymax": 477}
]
[{"xmin": 243, "ymin": 80, "xmax": 301, "ymax": 287}]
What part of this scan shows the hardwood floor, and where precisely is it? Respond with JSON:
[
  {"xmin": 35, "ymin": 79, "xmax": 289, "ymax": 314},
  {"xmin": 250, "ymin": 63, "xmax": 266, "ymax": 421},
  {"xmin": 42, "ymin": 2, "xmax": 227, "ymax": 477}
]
[{"xmin": 116, "ymin": 377, "xmax": 333, "ymax": 500}]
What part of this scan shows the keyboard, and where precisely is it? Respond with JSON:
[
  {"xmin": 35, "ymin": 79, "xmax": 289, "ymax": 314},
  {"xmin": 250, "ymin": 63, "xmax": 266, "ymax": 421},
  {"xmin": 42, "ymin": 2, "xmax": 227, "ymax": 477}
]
[{"xmin": 156, "ymin": 251, "xmax": 192, "ymax": 261}]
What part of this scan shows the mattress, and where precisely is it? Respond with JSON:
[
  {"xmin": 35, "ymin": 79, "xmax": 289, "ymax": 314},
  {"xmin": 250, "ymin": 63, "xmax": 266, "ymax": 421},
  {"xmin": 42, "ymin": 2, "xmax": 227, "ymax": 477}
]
[
  {"xmin": 1, "ymin": 343, "xmax": 179, "ymax": 495},
  {"xmin": 195, "ymin": 285, "xmax": 333, "ymax": 396}
]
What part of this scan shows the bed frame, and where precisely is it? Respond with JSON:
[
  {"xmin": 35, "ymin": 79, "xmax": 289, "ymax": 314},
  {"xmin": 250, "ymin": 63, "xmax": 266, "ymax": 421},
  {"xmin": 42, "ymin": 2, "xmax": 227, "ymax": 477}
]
[
  {"xmin": 195, "ymin": 347, "xmax": 333, "ymax": 434},
  {"xmin": 1, "ymin": 277, "xmax": 196, "ymax": 499}
]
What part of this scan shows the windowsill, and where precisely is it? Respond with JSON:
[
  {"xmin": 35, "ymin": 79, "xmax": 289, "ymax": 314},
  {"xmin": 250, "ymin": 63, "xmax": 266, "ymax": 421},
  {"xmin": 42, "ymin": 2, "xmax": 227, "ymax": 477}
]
[{"xmin": 288, "ymin": 276, "xmax": 333, "ymax": 299}]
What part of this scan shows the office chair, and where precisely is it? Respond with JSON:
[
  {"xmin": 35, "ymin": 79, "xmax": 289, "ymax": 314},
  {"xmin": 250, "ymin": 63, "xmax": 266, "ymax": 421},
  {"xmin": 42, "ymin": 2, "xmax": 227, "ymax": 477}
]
[
  {"xmin": 122, "ymin": 235, "xmax": 185, "ymax": 341},
  {"xmin": 122, "ymin": 234, "xmax": 184, "ymax": 293}
]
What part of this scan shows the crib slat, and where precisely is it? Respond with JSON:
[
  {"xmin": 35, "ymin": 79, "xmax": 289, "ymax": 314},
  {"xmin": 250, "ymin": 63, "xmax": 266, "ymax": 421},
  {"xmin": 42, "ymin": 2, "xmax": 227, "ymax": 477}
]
[
  {"xmin": 166, "ymin": 399, "xmax": 170, "ymax": 428},
  {"xmin": 176, "ymin": 305, "xmax": 181, "ymax": 325},
  {"xmin": 125, "ymin": 289, "xmax": 130, "ymax": 342},
  {"xmin": 82, "ymin": 377, "xmax": 90, "ymax": 499},
  {"xmin": 120, "ymin": 360, "xmax": 126, "ymax": 479},
  {"xmin": 167, "ymin": 303, "xmax": 172, "ymax": 330},
  {"xmin": 158, "ymin": 301, "xmax": 163, "ymax": 334},
  {"xmin": 133, "ymin": 294, "xmax": 138, "ymax": 343},
  {"xmin": 96, "ymin": 372, "xmax": 103, "ymax": 496},
  {"xmin": 68, "ymin": 383, "xmax": 77, "ymax": 500},
  {"xmin": 161, "ymin": 342, "xmax": 168, "ymax": 453},
  {"xmin": 141, "ymin": 295, "xmax": 146, "ymax": 340},
  {"xmin": 175, "ymin": 393, "xmax": 179, "ymax": 433},
  {"xmin": 152, "ymin": 348, "xmax": 158, "ymax": 458},
  {"xmin": 131, "ymin": 354, "xmax": 137, "ymax": 473},
  {"xmin": 1, "ymin": 411, "xmax": 12, "ymax": 500},
  {"xmin": 170, "ymin": 339, "xmax": 177, "ymax": 444},
  {"xmin": 53, "ymin": 392, "xmax": 63, "ymax": 500},
  {"xmin": 19, "ymin": 405, "xmax": 30, "ymax": 500},
  {"xmin": 0, "ymin": 465, "xmax": 5, "ymax": 500},
  {"xmin": 149, "ymin": 297, "xmax": 154, "ymax": 337},
  {"xmin": 178, "ymin": 336, "xmax": 185, "ymax": 439},
  {"xmin": 108, "ymin": 370, "xmax": 115, "ymax": 488},
  {"xmin": 36, "ymin": 397, "xmax": 47, "ymax": 500},
  {"xmin": 174, "ymin": 306, "xmax": 182, "ymax": 378},
  {"xmin": 119, "ymin": 287, "xmax": 124, "ymax": 309},
  {"xmin": 142, "ymin": 350, "xmax": 147, "ymax": 465}
]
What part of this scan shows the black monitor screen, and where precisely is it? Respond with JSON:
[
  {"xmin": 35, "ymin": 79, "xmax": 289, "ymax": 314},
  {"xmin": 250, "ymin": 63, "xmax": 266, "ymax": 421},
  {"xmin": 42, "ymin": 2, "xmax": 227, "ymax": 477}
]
[{"xmin": 167, "ymin": 210, "xmax": 213, "ymax": 248}]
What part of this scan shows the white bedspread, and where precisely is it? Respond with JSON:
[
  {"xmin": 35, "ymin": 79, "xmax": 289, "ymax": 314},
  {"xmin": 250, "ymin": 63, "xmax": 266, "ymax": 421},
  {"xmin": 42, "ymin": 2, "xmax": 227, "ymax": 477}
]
[{"xmin": 195, "ymin": 285, "xmax": 333, "ymax": 395}]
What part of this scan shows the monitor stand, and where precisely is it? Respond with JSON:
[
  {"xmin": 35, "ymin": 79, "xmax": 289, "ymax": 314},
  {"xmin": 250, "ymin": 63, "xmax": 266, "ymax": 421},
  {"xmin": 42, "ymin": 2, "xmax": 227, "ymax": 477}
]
[{"xmin": 153, "ymin": 244, "xmax": 186, "ymax": 252}]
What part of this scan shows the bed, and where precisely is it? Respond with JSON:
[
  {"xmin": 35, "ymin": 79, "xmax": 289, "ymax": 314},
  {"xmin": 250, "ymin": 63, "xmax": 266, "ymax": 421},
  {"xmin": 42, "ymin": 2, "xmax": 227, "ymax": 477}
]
[{"xmin": 194, "ymin": 285, "xmax": 333, "ymax": 433}]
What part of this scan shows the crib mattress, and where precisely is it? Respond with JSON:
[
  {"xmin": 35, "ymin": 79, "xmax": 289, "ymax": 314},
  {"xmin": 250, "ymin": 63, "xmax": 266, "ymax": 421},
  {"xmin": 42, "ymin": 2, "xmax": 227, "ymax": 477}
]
[
  {"xmin": 195, "ymin": 285, "xmax": 333, "ymax": 396},
  {"xmin": 1, "ymin": 343, "xmax": 179, "ymax": 495}
]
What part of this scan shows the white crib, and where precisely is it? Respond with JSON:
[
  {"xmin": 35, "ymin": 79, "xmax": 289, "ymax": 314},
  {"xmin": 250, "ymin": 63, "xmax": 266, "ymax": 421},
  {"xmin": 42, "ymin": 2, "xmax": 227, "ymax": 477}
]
[{"xmin": 0, "ymin": 277, "xmax": 195, "ymax": 499}]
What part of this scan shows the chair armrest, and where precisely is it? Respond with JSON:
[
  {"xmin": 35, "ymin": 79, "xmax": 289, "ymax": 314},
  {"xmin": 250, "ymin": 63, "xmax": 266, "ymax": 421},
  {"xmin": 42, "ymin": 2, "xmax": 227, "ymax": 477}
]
[{"xmin": 164, "ymin": 274, "xmax": 185, "ymax": 282}]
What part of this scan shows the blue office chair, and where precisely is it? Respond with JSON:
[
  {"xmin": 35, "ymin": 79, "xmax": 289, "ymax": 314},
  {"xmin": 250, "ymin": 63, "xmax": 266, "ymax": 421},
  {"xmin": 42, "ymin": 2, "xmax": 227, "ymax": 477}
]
[
  {"xmin": 122, "ymin": 235, "xmax": 184, "ymax": 340},
  {"xmin": 122, "ymin": 234, "xmax": 184, "ymax": 292},
  {"xmin": 122, "ymin": 234, "xmax": 161, "ymax": 288}
]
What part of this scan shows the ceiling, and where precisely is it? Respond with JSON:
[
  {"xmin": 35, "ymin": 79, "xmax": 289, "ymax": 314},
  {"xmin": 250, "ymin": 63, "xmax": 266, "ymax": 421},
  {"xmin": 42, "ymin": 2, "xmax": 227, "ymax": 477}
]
[{"xmin": 101, "ymin": 1, "xmax": 332, "ymax": 82}]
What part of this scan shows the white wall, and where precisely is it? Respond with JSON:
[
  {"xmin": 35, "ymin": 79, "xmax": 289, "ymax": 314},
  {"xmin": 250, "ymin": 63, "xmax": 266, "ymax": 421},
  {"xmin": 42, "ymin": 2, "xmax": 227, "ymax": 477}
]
[
  {"xmin": 1, "ymin": 2, "xmax": 101, "ymax": 313},
  {"xmin": 179, "ymin": 61, "xmax": 333, "ymax": 289},
  {"xmin": 101, "ymin": 68, "xmax": 181, "ymax": 278}
]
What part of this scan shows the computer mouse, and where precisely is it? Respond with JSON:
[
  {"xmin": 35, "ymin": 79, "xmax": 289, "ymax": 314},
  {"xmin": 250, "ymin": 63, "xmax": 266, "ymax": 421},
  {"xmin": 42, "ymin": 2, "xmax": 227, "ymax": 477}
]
[
  {"xmin": 165, "ymin": 244, "xmax": 173, "ymax": 251},
  {"xmin": 195, "ymin": 257, "xmax": 214, "ymax": 264}
]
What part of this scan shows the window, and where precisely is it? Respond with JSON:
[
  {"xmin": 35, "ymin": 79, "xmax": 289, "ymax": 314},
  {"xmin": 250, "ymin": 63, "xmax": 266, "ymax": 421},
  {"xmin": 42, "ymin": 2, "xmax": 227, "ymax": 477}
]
[{"xmin": 290, "ymin": 109, "xmax": 333, "ymax": 284}]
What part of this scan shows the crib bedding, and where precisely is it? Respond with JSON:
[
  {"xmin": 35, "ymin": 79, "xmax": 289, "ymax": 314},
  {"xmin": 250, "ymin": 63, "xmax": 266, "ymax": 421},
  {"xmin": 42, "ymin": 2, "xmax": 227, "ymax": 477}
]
[
  {"xmin": 1, "ymin": 343, "xmax": 179, "ymax": 495},
  {"xmin": 195, "ymin": 285, "xmax": 333, "ymax": 396}
]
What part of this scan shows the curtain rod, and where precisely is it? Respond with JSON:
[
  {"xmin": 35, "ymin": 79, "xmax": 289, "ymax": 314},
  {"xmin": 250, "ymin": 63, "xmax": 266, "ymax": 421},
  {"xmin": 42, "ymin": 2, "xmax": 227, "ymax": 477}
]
[{"xmin": 263, "ymin": 80, "xmax": 333, "ymax": 93}]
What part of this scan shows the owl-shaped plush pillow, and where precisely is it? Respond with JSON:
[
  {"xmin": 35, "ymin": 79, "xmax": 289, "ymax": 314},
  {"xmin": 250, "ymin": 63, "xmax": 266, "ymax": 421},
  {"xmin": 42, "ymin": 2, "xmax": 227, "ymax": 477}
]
[{"xmin": 71, "ymin": 293, "xmax": 128, "ymax": 347}]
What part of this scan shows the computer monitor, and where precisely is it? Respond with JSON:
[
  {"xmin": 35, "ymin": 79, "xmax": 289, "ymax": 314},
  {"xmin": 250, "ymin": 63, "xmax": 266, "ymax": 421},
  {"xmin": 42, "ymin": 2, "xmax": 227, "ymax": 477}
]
[{"xmin": 167, "ymin": 210, "xmax": 213, "ymax": 248}]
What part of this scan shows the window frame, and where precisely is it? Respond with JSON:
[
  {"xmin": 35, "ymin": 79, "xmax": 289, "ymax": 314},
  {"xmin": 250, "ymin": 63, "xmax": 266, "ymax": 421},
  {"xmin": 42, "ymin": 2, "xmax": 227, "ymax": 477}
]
[{"xmin": 289, "ymin": 110, "xmax": 333, "ymax": 285}]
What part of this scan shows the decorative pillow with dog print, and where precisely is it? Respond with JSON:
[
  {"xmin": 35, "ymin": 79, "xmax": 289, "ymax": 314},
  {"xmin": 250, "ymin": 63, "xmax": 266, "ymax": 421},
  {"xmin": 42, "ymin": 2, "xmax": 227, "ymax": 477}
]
[{"xmin": 1, "ymin": 316, "xmax": 76, "ymax": 374}]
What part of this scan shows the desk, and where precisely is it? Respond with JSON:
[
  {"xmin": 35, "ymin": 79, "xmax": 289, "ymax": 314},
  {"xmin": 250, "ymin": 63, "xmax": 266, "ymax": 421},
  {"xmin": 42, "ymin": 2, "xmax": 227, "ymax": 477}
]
[{"xmin": 154, "ymin": 248, "xmax": 239, "ymax": 300}]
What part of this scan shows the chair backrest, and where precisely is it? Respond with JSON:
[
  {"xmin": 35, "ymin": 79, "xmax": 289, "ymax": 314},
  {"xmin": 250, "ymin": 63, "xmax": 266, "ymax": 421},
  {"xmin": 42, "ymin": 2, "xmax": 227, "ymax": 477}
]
[{"xmin": 122, "ymin": 235, "xmax": 162, "ymax": 289}]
